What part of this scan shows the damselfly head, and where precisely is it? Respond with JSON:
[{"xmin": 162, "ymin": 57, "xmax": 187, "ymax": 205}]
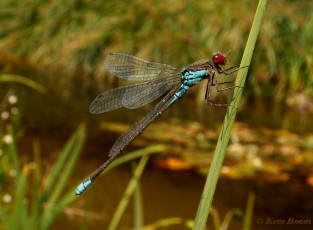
[{"xmin": 212, "ymin": 52, "xmax": 227, "ymax": 65}]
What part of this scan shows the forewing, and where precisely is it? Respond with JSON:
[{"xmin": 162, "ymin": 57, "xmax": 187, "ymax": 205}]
[
  {"xmin": 90, "ymin": 69, "xmax": 181, "ymax": 114},
  {"xmin": 104, "ymin": 52, "xmax": 178, "ymax": 81}
]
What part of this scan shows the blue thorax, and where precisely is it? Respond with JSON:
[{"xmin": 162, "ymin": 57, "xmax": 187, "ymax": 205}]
[{"xmin": 167, "ymin": 69, "xmax": 209, "ymax": 108}]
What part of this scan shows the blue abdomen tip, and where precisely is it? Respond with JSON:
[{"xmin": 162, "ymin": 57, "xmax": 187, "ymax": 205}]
[{"xmin": 75, "ymin": 179, "xmax": 93, "ymax": 196}]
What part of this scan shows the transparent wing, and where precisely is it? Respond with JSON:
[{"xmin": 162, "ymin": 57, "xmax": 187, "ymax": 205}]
[
  {"xmin": 89, "ymin": 70, "xmax": 181, "ymax": 114},
  {"xmin": 122, "ymin": 70, "xmax": 181, "ymax": 109},
  {"xmin": 104, "ymin": 52, "xmax": 178, "ymax": 81}
]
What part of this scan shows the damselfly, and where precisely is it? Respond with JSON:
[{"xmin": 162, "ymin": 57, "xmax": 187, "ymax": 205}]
[{"xmin": 76, "ymin": 52, "xmax": 246, "ymax": 195}]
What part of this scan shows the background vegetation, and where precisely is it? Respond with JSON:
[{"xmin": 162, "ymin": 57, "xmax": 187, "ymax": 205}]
[{"xmin": 1, "ymin": 0, "xmax": 312, "ymax": 103}]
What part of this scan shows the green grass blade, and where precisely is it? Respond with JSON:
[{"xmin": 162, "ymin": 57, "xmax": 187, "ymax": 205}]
[
  {"xmin": 0, "ymin": 203, "xmax": 8, "ymax": 230},
  {"xmin": 30, "ymin": 140, "xmax": 42, "ymax": 230},
  {"xmin": 47, "ymin": 123, "xmax": 86, "ymax": 202},
  {"xmin": 2, "ymin": 99, "xmax": 22, "ymax": 182},
  {"xmin": 41, "ymin": 124, "xmax": 86, "ymax": 229},
  {"xmin": 8, "ymin": 166, "xmax": 30, "ymax": 230},
  {"xmin": 42, "ymin": 124, "xmax": 86, "ymax": 199},
  {"xmin": 242, "ymin": 192, "xmax": 255, "ymax": 230},
  {"xmin": 220, "ymin": 210, "xmax": 235, "ymax": 230},
  {"xmin": 108, "ymin": 155, "xmax": 149, "ymax": 230},
  {"xmin": 6, "ymin": 129, "xmax": 21, "ymax": 184},
  {"xmin": 133, "ymin": 162, "xmax": 143, "ymax": 230},
  {"xmin": 209, "ymin": 208, "xmax": 221, "ymax": 230},
  {"xmin": 140, "ymin": 217, "xmax": 183, "ymax": 230},
  {"xmin": 193, "ymin": 1, "xmax": 267, "ymax": 229},
  {"xmin": 0, "ymin": 74, "xmax": 47, "ymax": 94}
]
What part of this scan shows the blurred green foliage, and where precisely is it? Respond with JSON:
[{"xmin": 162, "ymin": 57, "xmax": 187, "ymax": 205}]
[
  {"xmin": 0, "ymin": 0, "xmax": 312, "ymax": 102},
  {"xmin": 0, "ymin": 103, "xmax": 87, "ymax": 230}
]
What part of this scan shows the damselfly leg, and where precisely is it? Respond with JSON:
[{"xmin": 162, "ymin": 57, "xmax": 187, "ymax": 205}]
[
  {"xmin": 217, "ymin": 65, "xmax": 249, "ymax": 75},
  {"xmin": 205, "ymin": 65, "xmax": 248, "ymax": 109}
]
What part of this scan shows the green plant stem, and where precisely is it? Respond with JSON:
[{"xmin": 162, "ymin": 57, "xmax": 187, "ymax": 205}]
[
  {"xmin": 0, "ymin": 74, "xmax": 47, "ymax": 94},
  {"xmin": 108, "ymin": 155, "xmax": 149, "ymax": 230},
  {"xmin": 133, "ymin": 162, "xmax": 143, "ymax": 230},
  {"xmin": 193, "ymin": 1, "xmax": 267, "ymax": 229},
  {"xmin": 242, "ymin": 192, "xmax": 255, "ymax": 230}
]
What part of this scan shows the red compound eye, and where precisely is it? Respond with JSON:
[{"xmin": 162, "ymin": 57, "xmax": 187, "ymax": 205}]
[{"xmin": 212, "ymin": 52, "xmax": 227, "ymax": 65}]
